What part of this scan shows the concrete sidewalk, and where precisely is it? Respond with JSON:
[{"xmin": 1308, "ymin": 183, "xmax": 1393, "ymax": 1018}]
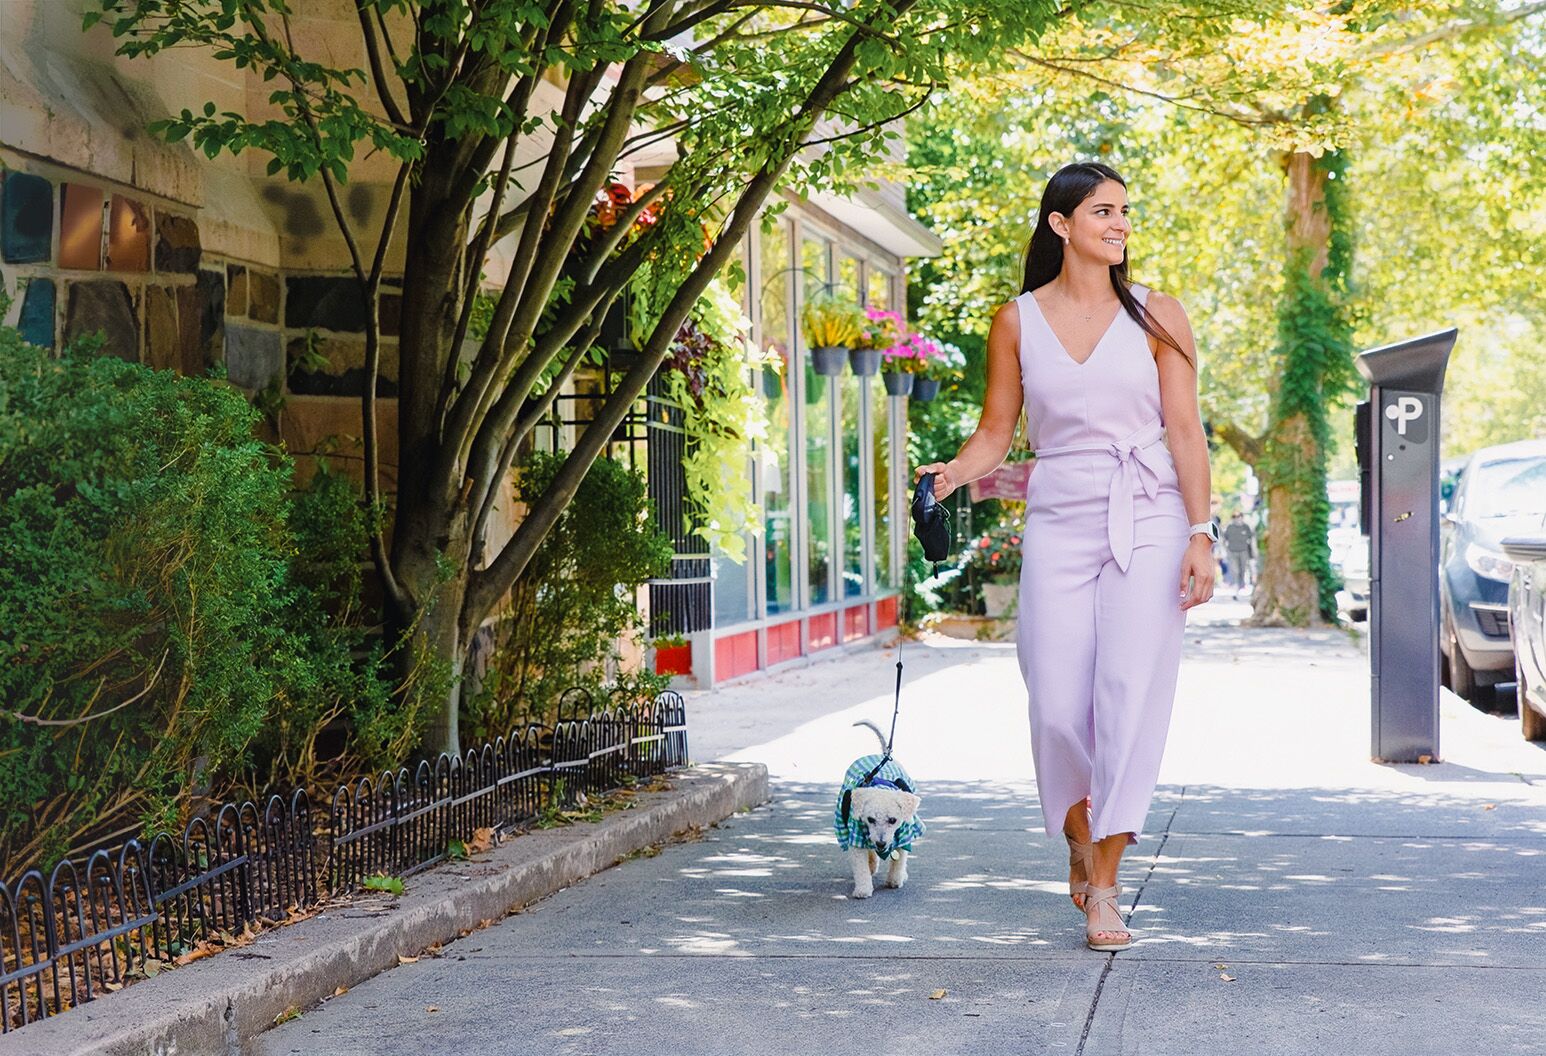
[{"xmin": 258, "ymin": 601, "xmax": 1546, "ymax": 1055}]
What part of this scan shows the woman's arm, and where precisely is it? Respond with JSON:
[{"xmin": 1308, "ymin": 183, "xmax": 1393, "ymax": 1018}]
[
  {"xmin": 912, "ymin": 299, "xmax": 1024, "ymax": 501},
  {"xmin": 1150, "ymin": 292, "xmax": 1215, "ymax": 610}
]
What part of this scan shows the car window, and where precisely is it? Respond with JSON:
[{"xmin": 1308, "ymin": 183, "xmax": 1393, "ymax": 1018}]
[{"xmin": 1467, "ymin": 457, "xmax": 1546, "ymax": 519}]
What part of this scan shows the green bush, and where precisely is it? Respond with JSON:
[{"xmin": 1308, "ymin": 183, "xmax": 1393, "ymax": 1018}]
[
  {"xmin": 467, "ymin": 452, "xmax": 673, "ymax": 739},
  {"xmin": 0, "ymin": 326, "xmax": 404, "ymax": 872}
]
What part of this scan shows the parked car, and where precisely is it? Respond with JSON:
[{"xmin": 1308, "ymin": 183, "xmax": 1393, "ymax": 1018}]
[
  {"xmin": 1440, "ymin": 440, "xmax": 1546, "ymax": 701},
  {"xmin": 1336, "ymin": 535, "xmax": 1369, "ymax": 622},
  {"xmin": 1501, "ymin": 534, "xmax": 1546, "ymax": 741}
]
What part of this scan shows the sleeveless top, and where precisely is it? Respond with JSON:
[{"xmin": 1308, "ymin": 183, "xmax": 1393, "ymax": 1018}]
[{"xmin": 1015, "ymin": 282, "xmax": 1188, "ymax": 570}]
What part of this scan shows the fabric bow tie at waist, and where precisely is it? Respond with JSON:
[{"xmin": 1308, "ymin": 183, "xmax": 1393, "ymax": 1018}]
[{"xmin": 1032, "ymin": 416, "xmax": 1166, "ymax": 573}]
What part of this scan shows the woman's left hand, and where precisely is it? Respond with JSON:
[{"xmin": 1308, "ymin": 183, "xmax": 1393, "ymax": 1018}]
[{"xmin": 1179, "ymin": 537, "xmax": 1216, "ymax": 610}]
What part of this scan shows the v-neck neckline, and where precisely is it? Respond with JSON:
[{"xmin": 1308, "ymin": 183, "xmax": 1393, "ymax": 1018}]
[{"xmin": 1027, "ymin": 288, "xmax": 1126, "ymax": 367}]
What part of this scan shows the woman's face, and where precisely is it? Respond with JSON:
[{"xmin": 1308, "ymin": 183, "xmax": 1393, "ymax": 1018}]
[{"xmin": 1054, "ymin": 179, "xmax": 1130, "ymax": 265}]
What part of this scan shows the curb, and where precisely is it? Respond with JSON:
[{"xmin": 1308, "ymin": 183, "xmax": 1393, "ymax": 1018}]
[{"xmin": 2, "ymin": 761, "xmax": 769, "ymax": 1056}]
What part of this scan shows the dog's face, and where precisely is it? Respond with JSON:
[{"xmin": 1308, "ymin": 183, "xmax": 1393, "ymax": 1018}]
[{"xmin": 849, "ymin": 786, "xmax": 921, "ymax": 857}]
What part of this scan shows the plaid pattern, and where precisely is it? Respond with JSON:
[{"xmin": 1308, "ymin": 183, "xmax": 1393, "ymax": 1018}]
[{"xmin": 833, "ymin": 754, "xmax": 925, "ymax": 854}]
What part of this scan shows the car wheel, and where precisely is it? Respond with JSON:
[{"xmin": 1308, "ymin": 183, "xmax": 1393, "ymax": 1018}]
[
  {"xmin": 1447, "ymin": 620, "xmax": 1479, "ymax": 700},
  {"xmin": 1521, "ymin": 655, "xmax": 1546, "ymax": 743}
]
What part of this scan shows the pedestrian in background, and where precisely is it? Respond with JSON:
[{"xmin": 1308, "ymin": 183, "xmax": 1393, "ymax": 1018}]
[{"xmin": 1223, "ymin": 511, "xmax": 1256, "ymax": 598}]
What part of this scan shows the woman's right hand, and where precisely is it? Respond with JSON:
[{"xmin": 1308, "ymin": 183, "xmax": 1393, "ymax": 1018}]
[{"xmin": 914, "ymin": 461, "xmax": 959, "ymax": 501}]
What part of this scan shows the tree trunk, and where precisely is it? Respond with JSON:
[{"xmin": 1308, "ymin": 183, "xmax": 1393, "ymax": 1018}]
[
  {"xmin": 1253, "ymin": 413, "xmax": 1323, "ymax": 625},
  {"xmin": 1248, "ymin": 143, "xmax": 1352, "ymax": 628}
]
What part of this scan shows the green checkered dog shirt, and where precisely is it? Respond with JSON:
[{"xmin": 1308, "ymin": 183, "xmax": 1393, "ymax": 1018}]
[{"xmin": 833, "ymin": 754, "xmax": 925, "ymax": 854}]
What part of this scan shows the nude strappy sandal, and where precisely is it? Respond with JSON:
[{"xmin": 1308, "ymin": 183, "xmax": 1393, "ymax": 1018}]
[
  {"xmin": 1083, "ymin": 882, "xmax": 1134, "ymax": 952},
  {"xmin": 1064, "ymin": 832, "xmax": 1093, "ymax": 912}
]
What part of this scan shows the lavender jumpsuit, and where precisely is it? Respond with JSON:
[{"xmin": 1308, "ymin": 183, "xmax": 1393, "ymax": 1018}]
[{"xmin": 1015, "ymin": 283, "xmax": 1190, "ymax": 846}]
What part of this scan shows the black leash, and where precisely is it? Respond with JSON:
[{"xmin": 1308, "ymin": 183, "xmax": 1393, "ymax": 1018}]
[{"xmin": 859, "ymin": 635, "xmax": 905, "ymax": 788}]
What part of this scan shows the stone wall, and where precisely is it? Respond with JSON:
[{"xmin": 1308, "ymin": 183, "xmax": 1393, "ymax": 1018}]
[{"xmin": 0, "ymin": 157, "xmax": 402, "ymax": 489}]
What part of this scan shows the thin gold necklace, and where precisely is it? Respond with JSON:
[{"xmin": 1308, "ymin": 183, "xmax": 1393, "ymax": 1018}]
[{"xmin": 1054, "ymin": 288, "xmax": 1104, "ymax": 322}]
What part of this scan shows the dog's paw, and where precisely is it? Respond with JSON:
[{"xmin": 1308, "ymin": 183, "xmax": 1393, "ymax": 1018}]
[
  {"xmin": 883, "ymin": 873, "xmax": 906, "ymax": 889},
  {"xmin": 850, "ymin": 884, "xmax": 874, "ymax": 899}
]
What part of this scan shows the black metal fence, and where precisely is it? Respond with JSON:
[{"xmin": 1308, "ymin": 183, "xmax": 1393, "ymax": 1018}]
[{"xmin": 0, "ymin": 691, "xmax": 688, "ymax": 1033}]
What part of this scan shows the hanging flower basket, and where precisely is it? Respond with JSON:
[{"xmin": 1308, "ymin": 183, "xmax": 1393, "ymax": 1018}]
[
  {"xmin": 882, "ymin": 371, "xmax": 914, "ymax": 396},
  {"xmin": 849, "ymin": 348, "xmax": 882, "ymax": 376},
  {"xmin": 912, "ymin": 377, "xmax": 941, "ymax": 402},
  {"xmin": 810, "ymin": 345, "xmax": 849, "ymax": 376}
]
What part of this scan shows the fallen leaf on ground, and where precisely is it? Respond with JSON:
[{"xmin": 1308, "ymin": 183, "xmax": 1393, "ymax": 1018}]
[
  {"xmin": 1213, "ymin": 963, "xmax": 1228, "ymax": 970},
  {"xmin": 332, "ymin": 986, "xmax": 349, "ymax": 997},
  {"xmin": 425, "ymin": 1005, "xmax": 440, "ymax": 1013},
  {"xmin": 1219, "ymin": 973, "xmax": 1236, "ymax": 982},
  {"xmin": 469, "ymin": 826, "xmax": 496, "ymax": 854},
  {"xmin": 1483, "ymin": 803, "xmax": 1496, "ymax": 811},
  {"xmin": 929, "ymin": 989, "xmax": 947, "ymax": 1000},
  {"xmin": 397, "ymin": 954, "xmax": 419, "ymax": 965},
  {"xmin": 1417, "ymin": 754, "xmax": 1433, "ymax": 764}
]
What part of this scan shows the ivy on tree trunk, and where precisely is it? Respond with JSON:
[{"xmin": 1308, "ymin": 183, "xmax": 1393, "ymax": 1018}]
[{"xmin": 1252, "ymin": 138, "xmax": 1358, "ymax": 627}]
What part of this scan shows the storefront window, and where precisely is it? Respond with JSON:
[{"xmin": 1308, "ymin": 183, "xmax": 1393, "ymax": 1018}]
[
  {"xmin": 714, "ymin": 542, "xmax": 755, "ymax": 625},
  {"xmin": 838, "ymin": 252, "xmax": 862, "ymax": 303},
  {"xmin": 841, "ymin": 375, "xmax": 865, "ymax": 597},
  {"xmin": 866, "ymin": 267, "xmax": 893, "ymax": 311},
  {"xmin": 872, "ymin": 381, "xmax": 892, "ymax": 590},
  {"xmin": 802, "ymin": 233, "xmax": 833, "ymax": 605},
  {"xmin": 761, "ymin": 219, "xmax": 795, "ymax": 615}
]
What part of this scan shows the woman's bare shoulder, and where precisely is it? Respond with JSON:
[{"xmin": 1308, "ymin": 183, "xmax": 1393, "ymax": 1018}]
[
  {"xmin": 1140, "ymin": 286, "xmax": 1189, "ymax": 322},
  {"xmin": 991, "ymin": 295, "xmax": 1023, "ymax": 330}
]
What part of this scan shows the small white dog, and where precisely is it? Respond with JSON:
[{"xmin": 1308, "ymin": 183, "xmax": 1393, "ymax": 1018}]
[{"xmin": 834, "ymin": 720, "xmax": 925, "ymax": 898}]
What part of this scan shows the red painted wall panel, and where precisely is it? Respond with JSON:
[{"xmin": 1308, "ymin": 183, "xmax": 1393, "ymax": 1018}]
[
  {"xmin": 875, "ymin": 595, "xmax": 899, "ymax": 630},
  {"xmin": 807, "ymin": 612, "xmax": 837, "ymax": 652},
  {"xmin": 842, "ymin": 606, "xmax": 869, "ymax": 642},
  {"xmin": 767, "ymin": 620, "xmax": 803, "ymax": 665},
  {"xmin": 714, "ymin": 630, "xmax": 759, "ymax": 680}
]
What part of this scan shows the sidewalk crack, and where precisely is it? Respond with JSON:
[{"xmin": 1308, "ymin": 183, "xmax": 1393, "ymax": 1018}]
[{"xmin": 1073, "ymin": 785, "xmax": 1184, "ymax": 1055}]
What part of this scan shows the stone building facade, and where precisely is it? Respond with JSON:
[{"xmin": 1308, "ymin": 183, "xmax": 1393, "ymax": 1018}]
[{"xmin": 0, "ymin": 0, "xmax": 940, "ymax": 688}]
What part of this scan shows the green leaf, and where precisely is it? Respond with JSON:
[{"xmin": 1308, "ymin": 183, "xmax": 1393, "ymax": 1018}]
[{"xmin": 363, "ymin": 873, "xmax": 405, "ymax": 896}]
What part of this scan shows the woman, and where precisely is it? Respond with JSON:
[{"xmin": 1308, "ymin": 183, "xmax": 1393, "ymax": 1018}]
[{"xmin": 915, "ymin": 162, "xmax": 1215, "ymax": 951}]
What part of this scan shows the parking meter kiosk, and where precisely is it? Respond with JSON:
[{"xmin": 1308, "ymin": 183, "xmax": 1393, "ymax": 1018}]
[{"xmin": 1354, "ymin": 329, "xmax": 1456, "ymax": 763}]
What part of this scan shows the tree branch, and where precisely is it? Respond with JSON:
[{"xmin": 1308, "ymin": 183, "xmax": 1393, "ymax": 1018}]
[
  {"xmin": 462, "ymin": 0, "xmax": 917, "ymax": 626},
  {"xmin": 1361, "ymin": 0, "xmax": 1546, "ymax": 58},
  {"xmin": 1215, "ymin": 420, "xmax": 1265, "ymax": 467},
  {"xmin": 358, "ymin": 3, "xmax": 410, "ymax": 129}
]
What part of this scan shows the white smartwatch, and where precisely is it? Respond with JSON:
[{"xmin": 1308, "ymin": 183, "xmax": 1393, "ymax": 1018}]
[{"xmin": 1189, "ymin": 521, "xmax": 1218, "ymax": 543}]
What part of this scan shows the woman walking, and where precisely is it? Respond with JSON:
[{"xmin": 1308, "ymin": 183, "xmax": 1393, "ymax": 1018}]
[{"xmin": 915, "ymin": 162, "xmax": 1215, "ymax": 951}]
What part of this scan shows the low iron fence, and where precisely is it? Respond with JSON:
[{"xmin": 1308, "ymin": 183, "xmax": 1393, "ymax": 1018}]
[{"xmin": 0, "ymin": 691, "xmax": 688, "ymax": 1033}]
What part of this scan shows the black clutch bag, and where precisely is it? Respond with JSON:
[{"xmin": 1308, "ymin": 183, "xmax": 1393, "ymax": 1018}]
[{"xmin": 911, "ymin": 472, "xmax": 953, "ymax": 562}]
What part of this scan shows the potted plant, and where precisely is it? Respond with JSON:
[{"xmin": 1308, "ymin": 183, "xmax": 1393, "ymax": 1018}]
[
  {"xmin": 852, "ymin": 306, "xmax": 904, "ymax": 377},
  {"xmin": 883, "ymin": 329, "xmax": 942, "ymax": 397},
  {"xmin": 800, "ymin": 294, "xmax": 863, "ymax": 376},
  {"xmin": 652, "ymin": 633, "xmax": 692, "ymax": 676},
  {"xmin": 910, "ymin": 339, "xmax": 950, "ymax": 402},
  {"xmin": 963, "ymin": 521, "xmax": 1024, "ymax": 618}
]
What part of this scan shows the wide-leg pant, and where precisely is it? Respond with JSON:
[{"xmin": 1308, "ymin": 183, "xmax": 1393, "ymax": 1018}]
[{"xmin": 1017, "ymin": 477, "xmax": 1189, "ymax": 846}]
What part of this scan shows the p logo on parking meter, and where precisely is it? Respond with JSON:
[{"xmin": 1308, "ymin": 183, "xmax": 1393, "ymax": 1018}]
[{"xmin": 1384, "ymin": 393, "xmax": 1428, "ymax": 443}]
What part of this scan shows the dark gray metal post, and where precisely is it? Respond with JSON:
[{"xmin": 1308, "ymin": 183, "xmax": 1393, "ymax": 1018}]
[{"xmin": 1354, "ymin": 329, "xmax": 1456, "ymax": 763}]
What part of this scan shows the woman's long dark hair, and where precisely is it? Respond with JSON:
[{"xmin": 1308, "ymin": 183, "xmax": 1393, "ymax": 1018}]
[{"xmin": 1021, "ymin": 162, "xmax": 1188, "ymax": 364}]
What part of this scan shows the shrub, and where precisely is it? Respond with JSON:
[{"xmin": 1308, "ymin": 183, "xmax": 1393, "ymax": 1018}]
[
  {"xmin": 0, "ymin": 325, "xmax": 407, "ymax": 873},
  {"xmin": 466, "ymin": 452, "xmax": 673, "ymax": 739}
]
